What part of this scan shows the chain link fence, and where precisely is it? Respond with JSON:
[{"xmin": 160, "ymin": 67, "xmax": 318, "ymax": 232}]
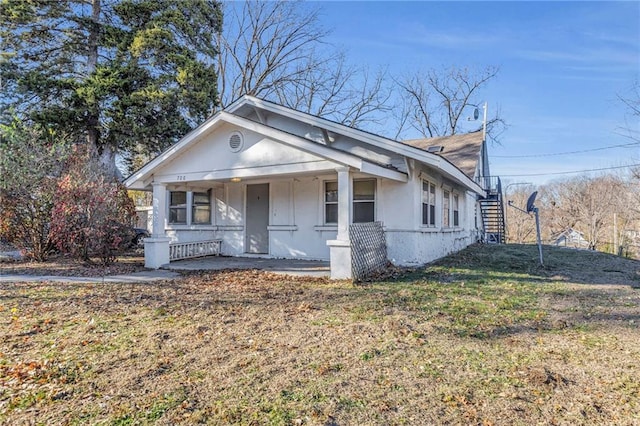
[{"xmin": 350, "ymin": 222, "xmax": 387, "ymax": 282}]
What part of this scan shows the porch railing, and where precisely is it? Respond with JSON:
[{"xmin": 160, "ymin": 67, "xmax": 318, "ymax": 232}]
[{"xmin": 169, "ymin": 240, "xmax": 222, "ymax": 261}]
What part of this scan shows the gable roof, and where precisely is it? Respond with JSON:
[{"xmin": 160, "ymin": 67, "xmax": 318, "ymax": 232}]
[
  {"xmin": 124, "ymin": 95, "xmax": 486, "ymax": 195},
  {"xmin": 403, "ymin": 131, "xmax": 484, "ymax": 179},
  {"xmin": 227, "ymin": 96, "xmax": 484, "ymax": 193}
]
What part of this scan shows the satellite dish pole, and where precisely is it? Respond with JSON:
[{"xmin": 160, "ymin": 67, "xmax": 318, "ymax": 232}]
[
  {"xmin": 508, "ymin": 191, "xmax": 544, "ymax": 266},
  {"xmin": 532, "ymin": 204, "xmax": 543, "ymax": 267}
]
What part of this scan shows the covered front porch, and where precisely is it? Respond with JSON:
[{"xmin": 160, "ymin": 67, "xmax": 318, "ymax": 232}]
[{"xmin": 141, "ymin": 162, "xmax": 405, "ymax": 280}]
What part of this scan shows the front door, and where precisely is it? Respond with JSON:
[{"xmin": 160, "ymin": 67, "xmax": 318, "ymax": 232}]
[{"xmin": 245, "ymin": 183, "xmax": 269, "ymax": 254}]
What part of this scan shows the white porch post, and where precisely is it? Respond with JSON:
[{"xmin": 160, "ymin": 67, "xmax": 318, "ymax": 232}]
[
  {"xmin": 144, "ymin": 182, "xmax": 171, "ymax": 269},
  {"xmin": 327, "ymin": 167, "xmax": 352, "ymax": 279}
]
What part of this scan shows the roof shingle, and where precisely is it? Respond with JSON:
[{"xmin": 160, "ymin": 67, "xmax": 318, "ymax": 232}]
[{"xmin": 403, "ymin": 131, "xmax": 484, "ymax": 179}]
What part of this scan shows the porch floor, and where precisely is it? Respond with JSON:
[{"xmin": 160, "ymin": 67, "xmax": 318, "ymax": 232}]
[{"xmin": 165, "ymin": 256, "xmax": 330, "ymax": 278}]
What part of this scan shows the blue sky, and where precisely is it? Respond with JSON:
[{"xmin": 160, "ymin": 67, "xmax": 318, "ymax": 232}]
[{"xmin": 315, "ymin": 1, "xmax": 640, "ymax": 185}]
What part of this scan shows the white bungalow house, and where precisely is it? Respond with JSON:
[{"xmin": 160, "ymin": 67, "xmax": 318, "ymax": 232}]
[{"xmin": 124, "ymin": 95, "xmax": 504, "ymax": 279}]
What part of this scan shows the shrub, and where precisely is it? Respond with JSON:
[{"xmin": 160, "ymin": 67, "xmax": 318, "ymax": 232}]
[
  {"xmin": 0, "ymin": 121, "xmax": 70, "ymax": 261},
  {"xmin": 50, "ymin": 148, "xmax": 136, "ymax": 265}
]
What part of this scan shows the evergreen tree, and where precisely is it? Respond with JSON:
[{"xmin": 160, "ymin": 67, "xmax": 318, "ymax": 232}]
[{"xmin": 0, "ymin": 0, "xmax": 222, "ymax": 176}]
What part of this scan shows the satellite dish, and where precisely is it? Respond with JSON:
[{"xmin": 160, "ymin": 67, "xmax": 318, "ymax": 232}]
[{"xmin": 526, "ymin": 191, "xmax": 538, "ymax": 213}]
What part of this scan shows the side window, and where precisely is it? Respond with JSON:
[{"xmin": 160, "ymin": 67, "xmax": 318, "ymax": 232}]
[
  {"xmin": 169, "ymin": 191, "xmax": 187, "ymax": 224},
  {"xmin": 422, "ymin": 180, "xmax": 436, "ymax": 226},
  {"xmin": 353, "ymin": 179, "xmax": 375, "ymax": 223},
  {"xmin": 192, "ymin": 191, "xmax": 211, "ymax": 224},
  {"xmin": 443, "ymin": 190, "xmax": 451, "ymax": 228},
  {"xmin": 324, "ymin": 181, "xmax": 338, "ymax": 224},
  {"xmin": 453, "ymin": 194, "xmax": 460, "ymax": 227}
]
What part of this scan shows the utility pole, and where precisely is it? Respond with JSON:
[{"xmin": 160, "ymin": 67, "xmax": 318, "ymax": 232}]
[{"xmin": 482, "ymin": 102, "xmax": 488, "ymax": 142}]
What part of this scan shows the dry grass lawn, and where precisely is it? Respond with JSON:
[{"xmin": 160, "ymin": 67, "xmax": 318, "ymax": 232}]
[{"xmin": 1, "ymin": 244, "xmax": 639, "ymax": 425}]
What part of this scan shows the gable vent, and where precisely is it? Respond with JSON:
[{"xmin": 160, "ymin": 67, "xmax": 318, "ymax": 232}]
[{"xmin": 229, "ymin": 131, "xmax": 243, "ymax": 152}]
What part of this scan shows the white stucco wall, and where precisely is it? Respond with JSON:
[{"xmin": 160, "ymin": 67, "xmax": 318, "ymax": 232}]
[
  {"xmin": 378, "ymin": 167, "xmax": 481, "ymax": 266},
  {"xmin": 149, "ymin": 120, "xmax": 481, "ymax": 266},
  {"xmin": 162, "ymin": 165, "xmax": 479, "ymax": 266},
  {"xmin": 150, "ymin": 123, "xmax": 337, "ymax": 184},
  {"xmin": 386, "ymin": 230, "xmax": 476, "ymax": 266}
]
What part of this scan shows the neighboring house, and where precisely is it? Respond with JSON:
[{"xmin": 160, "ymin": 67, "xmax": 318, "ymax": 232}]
[
  {"xmin": 553, "ymin": 228, "xmax": 590, "ymax": 249},
  {"xmin": 124, "ymin": 96, "xmax": 503, "ymax": 279},
  {"xmin": 621, "ymin": 228, "xmax": 640, "ymax": 259}
]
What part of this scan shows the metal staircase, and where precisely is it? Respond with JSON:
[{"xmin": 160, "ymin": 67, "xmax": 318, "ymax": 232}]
[{"xmin": 478, "ymin": 176, "xmax": 506, "ymax": 244}]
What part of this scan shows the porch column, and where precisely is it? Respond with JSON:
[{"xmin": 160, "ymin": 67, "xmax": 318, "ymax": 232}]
[
  {"xmin": 144, "ymin": 182, "xmax": 171, "ymax": 269},
  {"xmin": 326, "ymin": 167, "xmax": 352, "ymax": 279}
]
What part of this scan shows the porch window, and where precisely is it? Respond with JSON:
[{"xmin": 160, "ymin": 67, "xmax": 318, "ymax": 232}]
[
  {"xmin": 353, "ymin": 179, "xmax": 375, "ymax": 223},
  {"xmin": 453, "ymin": 194, "xmax": 460, "ymax": 227},
  {"xmin": 192, "ymin": 191, "xmax": 211, "ymax": 224},
  {"xmin": 324, "ymin": 181, "xmax": 338, "ymax": 224},
  {"xmin": 443, "ymin": 190, "xmax": 451, "ymax": 228},
  {"xmin": 169, "ymin": 191, "xmax": 187, "ymax": 224},
  {"xmin": 421, "ymin": 180, "xmax": 436, "ymax": 226}
]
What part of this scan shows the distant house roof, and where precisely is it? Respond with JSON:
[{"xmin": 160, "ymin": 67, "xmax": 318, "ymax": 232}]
[
  {"xmin": 403, "ymin": 131, "xmax": 484, "ymax": 179},
  {"xmin": 553, "ymin": 228, "xmax": 590, "ymax": 247}
]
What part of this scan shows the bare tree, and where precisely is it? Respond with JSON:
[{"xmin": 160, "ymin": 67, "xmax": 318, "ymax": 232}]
[
  {"xmin": 505, "ymin": 185, "xmax": 536, "ymax": 243},
  {"xmin": 216, "ymin": 1, "xmax": 392, "ymax": 129},
  {"xmin": 393, "ymin": 66, "xmax": 505, "ymax": 141},
  {"xmin": 619, "ymin": 81, "xmax": 640, "ymax": 181},
  {"xmin": 272, "ymin": 53, "xmax": 393, "ymax": 129},
  {"xmin": 216, "ymin": 1, "xmax": 326, "ymax": 107},
  {"xmin": 619, "ymin": 80, "xmax": 640, "ymax": 122},
  {"xmin": 540, "ymin": 175, "xmax": 626, "ymax": 251}
]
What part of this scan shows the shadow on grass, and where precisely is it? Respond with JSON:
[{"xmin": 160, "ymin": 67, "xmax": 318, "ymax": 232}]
[{"xmin": 419, "ymin": 243, "xmax": 640, "ymax": 287}]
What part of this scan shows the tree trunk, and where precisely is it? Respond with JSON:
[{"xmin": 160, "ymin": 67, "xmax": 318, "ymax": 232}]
[
  {"xmin": 86, "ymin": 0, "xmax": 117, "ymax": 176},
  {"xmin": 99, "ymin": 145, "xmax": 121, "ymax": 179}
]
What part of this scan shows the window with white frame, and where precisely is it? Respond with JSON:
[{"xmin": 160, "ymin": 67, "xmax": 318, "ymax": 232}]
[
  {"xmin": 421, "ymin": 180, "xmax": 436, "ymax": 226},
  {"xmin": 192, "ymin": 191, "xmax": 211, "ymax": 224},
  {"xmin": 453, "ymin": 193, "xmax": 460, "ymax": 227},
  {"xmin": 353, "ymin": 179, "xmax": 376, "ymax": 223},
  {"xmin": 443, "ymin": 190, "xmax": 451, "ymax": 228},
  {"xmin": 324, "ymin": 181, "xmax": 338, "ymax": 224},
  {"xmin": 169, "ymin": 191, "xmax": 187, "ymax": 224},
  {"xmin": 324, "ymin": 179, "xmax": 376, "ymax": 224}
]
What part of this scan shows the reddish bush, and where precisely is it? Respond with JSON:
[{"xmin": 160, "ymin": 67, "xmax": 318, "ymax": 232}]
[{"xmin": 50, "ymin": 149, "xmax": 135, "ymax": 265}]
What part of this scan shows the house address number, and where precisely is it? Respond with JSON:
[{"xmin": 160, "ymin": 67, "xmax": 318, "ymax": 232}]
[{"xmin": 176, "ymin": 175, "xmax": 186, "ymax": 181}]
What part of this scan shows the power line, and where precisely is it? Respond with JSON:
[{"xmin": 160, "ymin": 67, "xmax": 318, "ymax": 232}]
[
  {"xmin": 493, "ymin": 141, "xmax": 640, "ymax": 158},
  {"xmin": 499, "ymin": 163, "xmax": 640, "ymax": 178}
]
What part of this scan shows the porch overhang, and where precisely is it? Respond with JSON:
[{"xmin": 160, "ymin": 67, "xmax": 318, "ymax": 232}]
[{"xmin": 125, "ymin": 111, "xmax": 407, "ymax": 191}]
